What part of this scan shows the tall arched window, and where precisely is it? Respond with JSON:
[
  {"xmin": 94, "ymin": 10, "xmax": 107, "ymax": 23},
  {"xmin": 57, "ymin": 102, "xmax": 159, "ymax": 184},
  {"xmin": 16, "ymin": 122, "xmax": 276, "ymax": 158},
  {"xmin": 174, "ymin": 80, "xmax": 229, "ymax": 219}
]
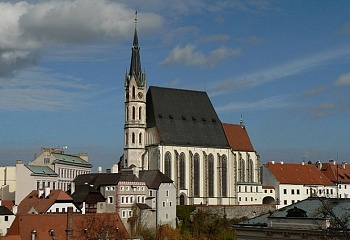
[
  {"xmin": 249, "ymin": 159, "xmax": 254, "ymax": 182},
  {"xmin": 208, "ymin": 154, "xmax": 214, "ymax": 197},
  {"xmin": 221, "ymin": 155, "xmax": 227, "ymax": 197},
  {"xmin": 164, "ymin": 152, "xmax": 172, "ymax": 178},
  {"xmin": 139, "ymin": 107, "xmax": 142, "ymax": 120},
  {"xmin": 194, "ymin": 153, "xmax": 200, "ymax": 197},
  {"xmin": 139, "ymin": 133, "xmax": 142, "ymax": 144},
  {"xmin": 179, "ymin": 153, "xmax": 186, "ymax": 190},
  {"xmin": 240, "ymin": 158, "xmax": 245, "ymax": 182},
  {"xmin": 126, "ymin": 107, "xmax": 129, "ymax": 121},
  {"xmin": 125, "ymin": 133, "xmax": 128, "ymax": 145},
  {"xmin": 132, "ymin": 106, "xmax": 135, "ymax": 120},
  {"xmin": 132, "ymin": 132, "xmax": 135, "ymax": 144},
  {"xmin": 132, "ymin": 86, "xmax": 135, "ymax": 99}
]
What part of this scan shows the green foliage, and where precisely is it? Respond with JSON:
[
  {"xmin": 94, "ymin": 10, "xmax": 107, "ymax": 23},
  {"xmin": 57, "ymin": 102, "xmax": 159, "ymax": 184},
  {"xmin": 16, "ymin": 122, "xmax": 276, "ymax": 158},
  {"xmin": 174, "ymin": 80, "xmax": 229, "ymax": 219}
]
[{"xmin": 176, "ymin": 206, "xmax": 238, "ymax": 240}]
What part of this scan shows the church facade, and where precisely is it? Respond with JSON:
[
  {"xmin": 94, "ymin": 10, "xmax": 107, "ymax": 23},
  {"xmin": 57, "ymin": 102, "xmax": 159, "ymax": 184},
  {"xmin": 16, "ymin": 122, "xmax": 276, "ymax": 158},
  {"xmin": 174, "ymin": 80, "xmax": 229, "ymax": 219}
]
[{"xmin": 120, "ymin": 23, "xmax": 260, "ymax": 206}]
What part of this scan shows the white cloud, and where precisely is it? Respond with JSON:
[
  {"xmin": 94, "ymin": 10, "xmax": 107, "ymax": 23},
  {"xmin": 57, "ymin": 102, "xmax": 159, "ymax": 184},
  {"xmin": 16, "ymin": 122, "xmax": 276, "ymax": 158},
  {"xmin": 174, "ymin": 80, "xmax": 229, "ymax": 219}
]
[
  {"xmin": 334, "ymin": 72, "xmax": 350, "ymax": 86},
  {"xmin": 216, "ymin": 94, "xmax": 290, "ymax": 112},
  {"xmin": 0, "ymin": 0, "xmax": 163, "ymax": 77},
  {"xmin": 161, "ymin": 44, "xmax": 240, "ymax": 66},
  {"xmin": 211, "ymin": 44, "xmax": 350, "ymax": 96}
]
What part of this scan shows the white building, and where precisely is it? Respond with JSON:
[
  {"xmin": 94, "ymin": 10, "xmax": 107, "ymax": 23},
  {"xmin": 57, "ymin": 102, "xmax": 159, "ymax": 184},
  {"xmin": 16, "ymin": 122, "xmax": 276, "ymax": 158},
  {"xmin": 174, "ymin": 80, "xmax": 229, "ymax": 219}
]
[
  {"xmin": 119, "ymin": 22, "xmax": 260, "ymax": 206},
  {"xmin": 29, "ymin": 147, "xmax": 92, "ymax": 191},
  {"xmin": 0, "ymin": 204, "xmax": 15, "ymax": 236},
  {"xmin": 262, "ymin": 161, "xmax": 335, "ymax": 208},
  {"xmin": 0, "ymin": 166, "xmax": 16, "ymax": 201},
  {"xmin": 15, "ymin": 160, "xmax": 58, "ymax": 205}
]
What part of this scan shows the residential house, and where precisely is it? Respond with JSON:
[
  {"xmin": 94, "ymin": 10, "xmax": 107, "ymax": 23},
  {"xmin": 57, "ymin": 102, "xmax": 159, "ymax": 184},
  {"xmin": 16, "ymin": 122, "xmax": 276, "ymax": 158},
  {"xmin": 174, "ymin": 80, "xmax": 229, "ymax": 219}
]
[
  {"xmin": 17, "ymin": 188, "xmax": 80, "ymax": 214},
  {"xmin": 262, "ymin": 161, "xmax": 335, "ymax": 208},
  {"xmin": 0, "ymin": 204, "xmax": 15, "ymax": 236}
]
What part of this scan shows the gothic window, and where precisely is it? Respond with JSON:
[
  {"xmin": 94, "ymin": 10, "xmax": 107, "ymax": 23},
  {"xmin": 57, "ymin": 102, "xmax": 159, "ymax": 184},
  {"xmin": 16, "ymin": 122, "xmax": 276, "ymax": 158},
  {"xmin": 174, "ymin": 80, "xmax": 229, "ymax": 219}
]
[
  {"xmin": 132, "ymin": 132, "xmax": 135, "ymax": 144},
  {"xmin": 208, "ymin": 154, "xmax": 214, "ymax": 197},
  {"xmin": 194, "ymin": 153, "xmax": 200, "ymax": 197},
  {"xmin": 132, "ymin": 86, "xmax": 135, "ymax": 99},
  {"xmin": 164, "ymin": 151, "xmax": 171, "ymax": 178},
  {"xmin": 221, "ymin": 155, "xmax": 227, "ymax": 197},
  {"xmin": 139, "ymin": 133, "xmax": 142, "ymax": 144},
  {"xmin": 179, "ymin": 152, "xmax": 186, "ymax": 190},
  {"xmin": 126, "ymin": 106, "xmax": 129, "ymax": 121},
  {"xmin": 249, "ymin": 159, "xmax": 254, "ymax": 182},
  {"xmin": 132, "ymin": 106, "xmax": 135, "ymax": 120},
  {"xmin": 139, "ymin": 107, "xmax": 142, "ymax": 120},
  {"xmin": 240, "ymin": 158, "xmax": 245, "ymax": 182}
]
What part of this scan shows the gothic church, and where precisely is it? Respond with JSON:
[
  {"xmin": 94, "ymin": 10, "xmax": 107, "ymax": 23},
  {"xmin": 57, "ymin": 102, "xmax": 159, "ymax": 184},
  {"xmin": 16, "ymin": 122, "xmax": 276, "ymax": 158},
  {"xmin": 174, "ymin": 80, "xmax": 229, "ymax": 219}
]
[{"xmin": 120, "ymin": 22, "xmax": 260, "ymax": 205}]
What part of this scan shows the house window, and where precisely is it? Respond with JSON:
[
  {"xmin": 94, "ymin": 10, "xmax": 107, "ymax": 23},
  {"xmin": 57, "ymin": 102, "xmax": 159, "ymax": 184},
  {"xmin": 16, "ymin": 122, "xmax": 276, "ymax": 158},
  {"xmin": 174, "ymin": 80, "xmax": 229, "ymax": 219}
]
[
  {"xmin": 264, "ymin": 190, "xmax": 267, "ymax": 193},
  {"xmin": 121, "ymin": 197, "xmax": 125, "ymax": 203},
  {"xmin": 221, "ymin": 155, "xmax": 227, "ymax": 197},
  {"xmin": 291, "ymin": 189, "xmax": 295, "ymax": 195},
  {"xmin": 162, "ymin": 201, "xmax": 166, "ymax": 207},
  {"xmin": 283, "ymin": 189, "xmax": 287, "ymax": 194},
  {"xmin": 108, "ymin": 196, "xmax": 113, "ymax": 204},
  {"xmin": 128, "ymin": 210, "xmax": 132, "ymax": 217},
  {"xmin": 5, "ymin": 216, "xmax": 8, "ymax": 221},
  {"xmin": 239, "ymin": 197, "xmax": 241, "ymax": 201},
  {"xmin": 166, "ymin": 190, "xmax": 169, "ymax": 197},
  {"xmin": 111, "ymin": 186, "xmax": 115, "ymax": 191},
  {"xmin": 194, "ymin": 153, "xmax": 200, "ymax": 197},
  {"xmin": 164, "ymin": 151, "xmax": 172, "ymax": 178},
  {"xmin": 169, "ymin": 201, "xmax": 172, "ymax": 207},
  {"xmin": 120, "ymin": 186, "xmax": 124, "ymax": 191},
  {"xmin": 122, "ymin": 210, "xmax": 126, "ymax": 218},
  {"xmin": 44, "ymin": 158, "xmax": 50, "ymax": 164},
  {"xmin": 106, "ymin": 186, "xmax": 110, "ymax": 191},
  {"xmin": 208, "ymin": 154, "xmax": 214, "ymax": 197},
  {"xmin": 179, "ymin": 152, "xmax": 186, "ymax": 190},
  {"xmin": 284, "ymin": 200, "xmax": 287, "ymax": 205},
  {"xmin": 149, "ymin": 190, "xmax": 153, "ymax": 196}
]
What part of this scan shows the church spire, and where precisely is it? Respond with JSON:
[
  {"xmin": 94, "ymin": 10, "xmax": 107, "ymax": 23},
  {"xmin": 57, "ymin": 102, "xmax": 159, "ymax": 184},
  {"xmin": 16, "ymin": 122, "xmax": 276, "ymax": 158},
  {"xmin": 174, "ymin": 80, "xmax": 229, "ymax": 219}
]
[{"xmin": 128, "ymin": 11, "xmax": 144, "ymax": 87}]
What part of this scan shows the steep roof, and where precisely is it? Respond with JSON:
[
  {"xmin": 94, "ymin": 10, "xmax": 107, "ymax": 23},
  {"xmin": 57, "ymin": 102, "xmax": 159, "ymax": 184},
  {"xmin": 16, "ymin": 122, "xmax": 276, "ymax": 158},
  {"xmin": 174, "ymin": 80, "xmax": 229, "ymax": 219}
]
[
  {"xmin": 53, "ymin": 153, "xmax": 92, "ymax": 167},
  {"xmin": 17, "ymin": 189, "xmax": 74, "ymax": 214},
  {"xmin": 320, "ymin": 162, "xmax": 350, "ymax": 184},
  {"xmin": 74, "ymin": 172, "xmax": 141, "ymax": 188},
  {"xmin": 0, "ymin": 206, "xmax": 13, "ymax": 215},
  {"xmin": 139, "ymin": 170, "xmax": 173, "ymax": 189},
  {"xmin": 265, "ymin": 162, "xmax": 334, "ymax": 185},
  {"xmin": 71, "ymin": 185, "xmax": 105, "ymax": 204},
  {"xmin": 146, "ymin": 86, "xmax": 229, "ymax": 148},
  {"xmin": 222, "ymin": 123, "xmax": 255, "ymax": 151}
]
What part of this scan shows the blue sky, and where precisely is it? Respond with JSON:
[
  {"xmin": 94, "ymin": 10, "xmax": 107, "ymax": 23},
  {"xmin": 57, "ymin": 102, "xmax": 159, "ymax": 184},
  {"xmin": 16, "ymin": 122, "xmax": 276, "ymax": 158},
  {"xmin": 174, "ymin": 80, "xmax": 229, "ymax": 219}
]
[{"xmin": 1, "ymin": 0, "xmax": 350, "ymax": 170}]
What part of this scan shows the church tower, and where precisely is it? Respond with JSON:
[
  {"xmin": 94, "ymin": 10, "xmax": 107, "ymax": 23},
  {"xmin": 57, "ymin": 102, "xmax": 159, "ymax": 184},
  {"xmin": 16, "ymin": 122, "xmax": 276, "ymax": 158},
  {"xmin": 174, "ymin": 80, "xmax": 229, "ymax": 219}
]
[{"xmin": 122, "ymin": 13, "xmax": 146, "ymax": 169}]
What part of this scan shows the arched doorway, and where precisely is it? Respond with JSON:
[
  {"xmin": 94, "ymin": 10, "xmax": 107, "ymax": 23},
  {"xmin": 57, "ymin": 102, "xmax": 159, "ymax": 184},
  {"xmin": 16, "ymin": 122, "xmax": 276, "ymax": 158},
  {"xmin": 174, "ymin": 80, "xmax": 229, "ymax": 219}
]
[
  {"xmin": 262, "ymin": 196, "xmax": 275, "ymax": 204},
  {"xmin": 179, "ymin": 194, "xmax": 185, "ymax": 205}
]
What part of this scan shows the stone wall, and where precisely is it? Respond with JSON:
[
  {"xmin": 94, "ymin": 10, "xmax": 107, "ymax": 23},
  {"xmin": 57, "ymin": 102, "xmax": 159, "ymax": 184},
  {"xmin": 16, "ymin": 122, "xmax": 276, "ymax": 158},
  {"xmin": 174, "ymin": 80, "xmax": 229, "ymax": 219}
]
[{"xmin": 196, "ymin": 204, "xmax": 275, "ymax": 219}]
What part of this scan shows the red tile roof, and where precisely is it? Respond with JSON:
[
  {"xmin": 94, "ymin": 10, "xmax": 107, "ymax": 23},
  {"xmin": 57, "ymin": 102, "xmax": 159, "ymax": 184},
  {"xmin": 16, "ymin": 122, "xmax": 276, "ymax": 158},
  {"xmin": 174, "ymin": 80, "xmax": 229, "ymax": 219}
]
[
  {"xmin": 222, "ymin": 123, "xmax": 255, "ymax": 152},
  {"xmin": 321, "ymin": 163, "xmax": 350, "ymax": 183},
  {"xmin": 265, "ymin": 162, "xmax": 334, "ymax": 185},
  {"xmin": 7, "ymin": 212, "xmax": 129, "ymax": 240},
  {"xmin": 17, "ymin": 189, "xmax": 74, "ymax": 214}
]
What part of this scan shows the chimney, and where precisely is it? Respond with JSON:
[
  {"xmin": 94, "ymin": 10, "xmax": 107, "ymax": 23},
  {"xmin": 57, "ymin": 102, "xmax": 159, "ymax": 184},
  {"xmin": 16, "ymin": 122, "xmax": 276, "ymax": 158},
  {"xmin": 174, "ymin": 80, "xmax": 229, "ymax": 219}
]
[
  {"xmin": 38, "ymin": 189, "xmax": 44, "ymax": 198},
  {"xmin": 97, "ymin": 166, "xmax": 102, "ymax": 173},
  {"xmin": 66, "ymin": 207, "xmax": 73, "ymax": 240},
  {"xmin": 16, "ymin": 160, "xmax": 23, "ymax": 165},
  {"xmin": 329, "ymin": 159, "xmax": 336, "ymax": 165},
  {"xmin": 44, "ymin": 187, "xmax": 50, "ymax": 198},
  {"xmin": 111, "ymin": 164, "xmax": 119, "ymax": 173}
]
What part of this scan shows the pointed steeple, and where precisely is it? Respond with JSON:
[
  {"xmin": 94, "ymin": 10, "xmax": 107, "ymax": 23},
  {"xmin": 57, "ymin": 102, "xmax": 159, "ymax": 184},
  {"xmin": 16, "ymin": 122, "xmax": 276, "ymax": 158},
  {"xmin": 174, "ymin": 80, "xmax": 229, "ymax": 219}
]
[{"xmin": 128, "ymin": 11, "xmax": 145, "ymax": 87}]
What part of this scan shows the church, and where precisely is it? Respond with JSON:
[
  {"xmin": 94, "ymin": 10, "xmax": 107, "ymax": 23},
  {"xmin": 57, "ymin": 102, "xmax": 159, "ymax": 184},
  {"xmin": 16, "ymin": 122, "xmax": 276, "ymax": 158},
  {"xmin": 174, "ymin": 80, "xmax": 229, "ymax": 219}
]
[{"xmin": 119, "ymin": 20, "xmax": 260, "ymax": 206}]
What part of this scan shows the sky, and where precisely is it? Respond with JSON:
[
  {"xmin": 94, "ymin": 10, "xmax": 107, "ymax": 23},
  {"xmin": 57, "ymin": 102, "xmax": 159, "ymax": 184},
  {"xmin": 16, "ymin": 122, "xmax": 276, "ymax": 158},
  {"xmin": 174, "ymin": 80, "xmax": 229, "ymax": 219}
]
[{"xmin": 1, "ymin": 0, "xmax": 350, "ymax": 171}]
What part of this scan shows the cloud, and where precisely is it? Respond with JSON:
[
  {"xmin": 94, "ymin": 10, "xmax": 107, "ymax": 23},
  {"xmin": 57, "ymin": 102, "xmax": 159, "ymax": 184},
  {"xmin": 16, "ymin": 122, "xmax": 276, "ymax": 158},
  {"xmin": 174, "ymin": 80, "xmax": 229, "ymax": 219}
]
[
  {"xmin": 216, "ymin": 94, "xmax": 290, "ymax": 112},
  {"xmin": 308, "ymin": 102, "xmax": 336, "ymax": 118},
  {"xmin": 237, "ymin": 36, "xmax": 263, "ymax": 45},
  {"xmin": 161, "ymin": 44, "xmax": 240, "ymax": 66},
  {"xmin": 211, "ymin": 44, "xmax": 350, "ymax": 96},
  {"xmin": 334, "ymin": 72, "xmax": 350, "ymax": 86},
  {"xmin": 201, "ymin": 34, "xmax": 230, "ymax": 43},
  {"xmin": 336, "ymin": 22, "xmax": 350, "ymax": 35},
  {"xmin": 0, "ymin": 0, "xmax": 163, "ymax": 77},
  {"xmin": 304, "ymin": 86, "xmax": 326, "ymax": 97},
  {"xmin": 0, "ymin": 67, "xmax": 93, "ymax": 111}
]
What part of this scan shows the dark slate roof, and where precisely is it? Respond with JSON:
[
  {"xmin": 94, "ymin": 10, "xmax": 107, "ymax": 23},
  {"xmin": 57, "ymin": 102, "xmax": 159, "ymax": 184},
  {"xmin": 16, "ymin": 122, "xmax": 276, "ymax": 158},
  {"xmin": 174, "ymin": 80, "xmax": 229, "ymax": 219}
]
[
  {"xmin": 139, "ymin": 170, "xmax": 173, "ymax": 189},
  {"xmin": 136, "ymin": 203, "xmax": 152, "ymax": 210},
  {"xmin": 73, "ymin": 173, "xmax": 140, "ymax": 188},
  {"xmin": 146, "ymin": 86, "xmax": 229, "ymax": 148},
  {"xmin": 71, "ymin": 185, "xmax": 105, "ymax": 203},
  {"xmin": 236, "ymin": 197, "xmax": 350, "ymax": 229},
  {"xmin": 0, "ymin": 206, "xmax": 14, "ymax": 215}
]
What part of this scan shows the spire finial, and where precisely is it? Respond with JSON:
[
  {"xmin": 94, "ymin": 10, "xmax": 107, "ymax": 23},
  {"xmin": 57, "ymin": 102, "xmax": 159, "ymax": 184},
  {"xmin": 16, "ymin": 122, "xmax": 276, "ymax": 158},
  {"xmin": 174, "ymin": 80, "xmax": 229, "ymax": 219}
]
[
  {"xmin": 240, "ymin": 114, "xmax": 244, "ymax": 128},
  {"xmin": 135, "ymin": 11, "xmax": 138, "ymax": 28}
]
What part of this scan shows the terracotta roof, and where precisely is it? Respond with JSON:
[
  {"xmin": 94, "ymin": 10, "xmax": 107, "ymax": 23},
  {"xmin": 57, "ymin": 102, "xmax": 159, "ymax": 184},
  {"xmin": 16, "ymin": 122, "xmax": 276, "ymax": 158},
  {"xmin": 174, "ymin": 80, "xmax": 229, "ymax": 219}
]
[
  {"xmin": 321, "ymin": 163, "xmax": 350, "ymax": 183},
  {"xmin": 262, "ymin": 185, "xmax": 275, "ymax": 189},
  {"xmin": 7, "ymin": 212, "xmax": 129, "ymax": 240},
  {"xmin": 222, "ymin": 123, "xmax": 255, "ymax": 151},
  {"xmin": 17, "ymin": 189, "xmax": 74, "ymax": 214},
  {"xmin": 265, "ymin": 162, "xmax": 334, "ymax": 185}
]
